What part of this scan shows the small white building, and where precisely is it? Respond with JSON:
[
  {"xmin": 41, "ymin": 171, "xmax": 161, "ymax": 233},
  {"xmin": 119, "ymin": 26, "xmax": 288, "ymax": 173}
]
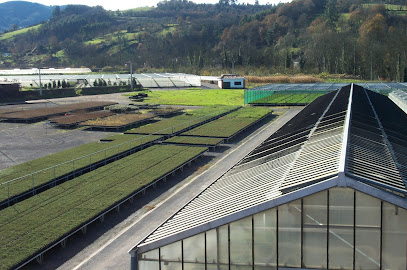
[{"xmin": 218, "ymin": 74, "xmax": 245, "ymax": 89}]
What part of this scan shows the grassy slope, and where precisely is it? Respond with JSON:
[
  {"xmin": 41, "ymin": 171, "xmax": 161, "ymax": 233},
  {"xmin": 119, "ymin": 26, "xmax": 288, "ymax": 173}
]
[
  {"xmin": 362, "ymin": 3, "xmax": 407, "ymax": 10},
  {"xmin": 85, "ymin": 30, "xmax": 140, "ymax": 45},
  {"xmin": 0, "ymin": 25, "xmax": 41, "ymax": 41}
]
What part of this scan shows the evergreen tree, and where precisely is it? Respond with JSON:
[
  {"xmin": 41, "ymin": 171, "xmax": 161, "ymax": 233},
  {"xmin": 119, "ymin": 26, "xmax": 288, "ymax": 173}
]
[{"xmin": 325, "ymin": 0, "xmax": 339, "ymax": 28}]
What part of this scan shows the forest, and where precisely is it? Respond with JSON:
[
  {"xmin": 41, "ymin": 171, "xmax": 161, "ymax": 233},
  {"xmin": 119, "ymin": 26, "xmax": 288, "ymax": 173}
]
[{"xmin": 0, "ymin": 0, "xmax": 406, "ymax": 81}]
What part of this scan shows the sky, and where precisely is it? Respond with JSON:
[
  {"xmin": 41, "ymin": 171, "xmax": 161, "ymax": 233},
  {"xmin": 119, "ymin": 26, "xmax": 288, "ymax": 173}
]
[{"xmin": 0, "ymin": 0, "xmax": 291, "ymax": 11}]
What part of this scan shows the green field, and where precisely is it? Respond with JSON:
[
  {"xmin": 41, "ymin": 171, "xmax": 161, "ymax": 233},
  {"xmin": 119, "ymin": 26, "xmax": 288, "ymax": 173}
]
[
  {"xmin": 127, "ymin": 89, "xmax": 245, "ymax": 106},
  {"xmin": 362, "ymin": 3, "xmax": 407, "ymax": 11},
  {"xmin": 182, "ymin": 107, "xmax": 272, "ymax": 138},
  {"xmin": 0, "ymin": 134, "xmax": 162, "ymax": 202},
  {"xmin": 164, "ymin": 136, "xmax": 224, "ymax": 146},
  {"xmin": 85, "ymin": 30, "xmax": 140, "ymax": 45},
  {"xmin": 0, "ymin": 144, "xmax": 207, "ymax": 270},
  {"xmin": 123, "ymin": 7, "xmax": 154, "ymax": 13},
  {"xmin": 126, "ymin": 106, "xmax": 239, "ymax": 135}
]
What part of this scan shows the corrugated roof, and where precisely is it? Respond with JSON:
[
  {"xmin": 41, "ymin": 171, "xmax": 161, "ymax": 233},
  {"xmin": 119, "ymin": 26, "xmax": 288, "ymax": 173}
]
[
  {"xmin": 134, "ymin": 84, "xmax": 407, "ymax": 252},
  {"xmin": 220, "ymin": 74, "xmax": 245, "ymax": 79}
]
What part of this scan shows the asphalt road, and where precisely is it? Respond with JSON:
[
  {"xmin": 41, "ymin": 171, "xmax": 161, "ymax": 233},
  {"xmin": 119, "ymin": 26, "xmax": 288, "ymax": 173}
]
[{"xmin": 53, "ymin": 107, "xmax": 302, "ymax": 270}]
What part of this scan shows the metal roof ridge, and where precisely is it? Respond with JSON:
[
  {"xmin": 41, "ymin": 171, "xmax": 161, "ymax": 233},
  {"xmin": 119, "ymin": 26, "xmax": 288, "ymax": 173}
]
[{"xmin": 338, "ymin": 83, "xmax": 354, "ymax": 185}]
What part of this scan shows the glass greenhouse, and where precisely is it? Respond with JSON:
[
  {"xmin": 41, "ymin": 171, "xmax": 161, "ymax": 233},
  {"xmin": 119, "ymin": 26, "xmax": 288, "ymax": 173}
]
[{"xmin": 131, "ymin": 84, "xmax": 407, "ymax": 270}]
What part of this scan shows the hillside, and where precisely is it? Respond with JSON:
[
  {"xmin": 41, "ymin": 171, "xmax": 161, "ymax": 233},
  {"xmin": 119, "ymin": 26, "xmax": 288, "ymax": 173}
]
[
  {"xmin": 0, "ymin": 1, "xmax": 52, "ymax": 31},
  {"xmin": 0, "ymin": 0, "xmax": 406, "ymax": 81}
]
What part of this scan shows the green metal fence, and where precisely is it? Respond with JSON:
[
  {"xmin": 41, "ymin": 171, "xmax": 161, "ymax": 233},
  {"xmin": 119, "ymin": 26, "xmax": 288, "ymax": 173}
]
[
  {"xmin": 244, "ymin": 82, "xmax": 407, "ymax": 105},
  {"xmin": 245, "ymin": 90, "xmax": 331, "ymax": 106}
]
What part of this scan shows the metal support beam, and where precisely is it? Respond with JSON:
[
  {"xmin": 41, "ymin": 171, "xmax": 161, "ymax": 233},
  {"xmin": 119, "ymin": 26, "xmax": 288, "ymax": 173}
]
[
  {"xmin": 130, "ymin": 250, "xmax": 138, "ymax": 270},
  {"xmin": 61, "ymin": 238, "xmax": 67, "ymax": 248},
  {"xmin": 36, "ymin": 253, "xmax": 44, "ymax": 264}
]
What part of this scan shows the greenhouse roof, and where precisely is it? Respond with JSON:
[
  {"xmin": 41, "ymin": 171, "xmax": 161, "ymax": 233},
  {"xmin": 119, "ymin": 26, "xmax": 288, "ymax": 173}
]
[
  {"xmin": 389, "ymin": 90, "xmax": 407, "ymax": 115},
  {"xmin": 246, "ymin": 82, "xmax": 407, "ymax": 93},
  {"xmin": 132, "ymin": 84, "xmax": 407, "ymax": 253}
]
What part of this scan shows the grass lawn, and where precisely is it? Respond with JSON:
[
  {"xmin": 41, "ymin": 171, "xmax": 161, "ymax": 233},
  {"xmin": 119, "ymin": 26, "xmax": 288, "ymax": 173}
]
[{"xmin": 126, "ymin": 89, "xmax": 244, "ymax": 106}]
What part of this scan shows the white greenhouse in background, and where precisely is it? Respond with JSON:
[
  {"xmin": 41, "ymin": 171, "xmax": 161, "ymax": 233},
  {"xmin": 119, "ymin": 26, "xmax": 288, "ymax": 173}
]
[{"xmin": 130, "ymin": 84, "xmax": 407, "ymax": 270}]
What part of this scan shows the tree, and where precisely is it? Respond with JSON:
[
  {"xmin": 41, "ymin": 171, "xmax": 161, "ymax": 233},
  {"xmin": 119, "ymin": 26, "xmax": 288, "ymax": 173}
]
[
  {"xmin": 324, "ymin": 0, "xmax": 339, "ymax": 28},
  {"xmin": 10, "ymin": 24, "xmax": 18, "ymax": 31},
  {"xmin": 49, "ymin": 36, "xmax": 59, "ymax": 55},
  {"xmin": 358, "ymin": 13, "xmax": 387, "ymax": 79},
  {"xmin": 52, "ymin": 6, "xmax": 61, "ymax": 18}
]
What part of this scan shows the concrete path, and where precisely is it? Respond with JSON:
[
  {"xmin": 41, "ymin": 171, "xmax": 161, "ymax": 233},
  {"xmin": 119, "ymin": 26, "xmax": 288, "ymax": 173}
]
[{"xmin": 55, "ymin": 107, "xmax": 302, "ymax": 270}]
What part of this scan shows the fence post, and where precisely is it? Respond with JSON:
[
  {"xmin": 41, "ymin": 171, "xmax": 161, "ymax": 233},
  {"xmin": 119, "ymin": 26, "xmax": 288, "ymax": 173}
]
[{"xmin": 54, "ymin": 167, "xmax": 56, "ymax": 180}]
